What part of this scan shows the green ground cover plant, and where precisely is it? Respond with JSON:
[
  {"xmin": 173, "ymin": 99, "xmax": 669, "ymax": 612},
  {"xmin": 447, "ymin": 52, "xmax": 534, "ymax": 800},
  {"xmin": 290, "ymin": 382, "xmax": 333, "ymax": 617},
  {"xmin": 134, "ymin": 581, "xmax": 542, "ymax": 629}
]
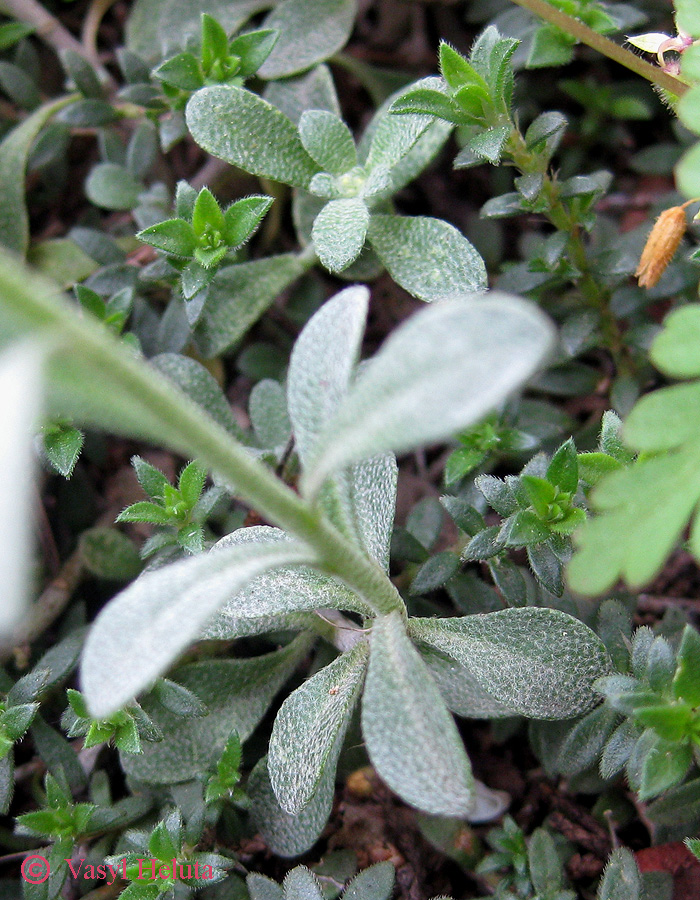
[{"xmin": 0, "ymin": 0, "xmax": 700, "ymax": 898}]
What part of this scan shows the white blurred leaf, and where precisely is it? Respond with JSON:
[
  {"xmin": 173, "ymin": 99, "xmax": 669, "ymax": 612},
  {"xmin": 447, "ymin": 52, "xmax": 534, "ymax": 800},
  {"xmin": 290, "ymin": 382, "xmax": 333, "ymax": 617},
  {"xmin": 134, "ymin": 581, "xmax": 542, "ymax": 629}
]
[{"xmin": 0, "ymin": 342, "xmax": 43, "ymax": 636}]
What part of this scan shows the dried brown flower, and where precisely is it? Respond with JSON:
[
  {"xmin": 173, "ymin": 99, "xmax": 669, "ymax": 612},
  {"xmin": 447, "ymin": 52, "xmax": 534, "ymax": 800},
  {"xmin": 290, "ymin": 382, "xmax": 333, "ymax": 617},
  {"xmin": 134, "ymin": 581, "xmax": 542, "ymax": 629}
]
[{"xmin": 636, "ymin": 205, "xmax": 688, "ymax": 289}]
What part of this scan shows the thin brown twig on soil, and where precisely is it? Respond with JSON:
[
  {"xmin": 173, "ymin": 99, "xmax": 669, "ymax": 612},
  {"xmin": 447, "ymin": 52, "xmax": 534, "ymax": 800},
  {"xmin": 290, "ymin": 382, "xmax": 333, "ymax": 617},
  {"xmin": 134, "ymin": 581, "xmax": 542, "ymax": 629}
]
[{"xmin": 0, "ymin": 0, "xmax": 117, "ymax": 90}]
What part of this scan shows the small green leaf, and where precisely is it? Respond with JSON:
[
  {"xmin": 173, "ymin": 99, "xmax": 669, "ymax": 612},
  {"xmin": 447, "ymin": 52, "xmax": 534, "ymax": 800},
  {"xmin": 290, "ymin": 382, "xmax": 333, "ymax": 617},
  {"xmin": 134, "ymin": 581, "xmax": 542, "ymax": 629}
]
[
  {"xmin": 86, "ymin": 163, "xmax": 142, "ymax": 211},
  {"xmin": 299, "ymin": 110, "xmax": 356, "ymax": 175},
  {"xmin": 547, "ymin": 438, "xmax": 578, "ymax": 492},
  {"xmin": 154, "ymin": 52, "xmax": 204, "ymax": 92},
  {"xmin": 367, "ymin": 214, "xmax": 486, "ymax": 301},
  {"xmin": 43, "ymin": 423, "xmax": 83, "ymax": 478},
  {"xmin": 224, "ymin": 195, "xmax": 273, "ymax": 247},
  {"xmin": 312, "ymin": 199, "xmax": 370, "ymax": 273},
  {"xmin": 137, "ymin": 219, "xmax": 197, "ymax": 257},
  {"xmin": 673, "ymin": 626, "xmax": 700, "ymax": 706}
]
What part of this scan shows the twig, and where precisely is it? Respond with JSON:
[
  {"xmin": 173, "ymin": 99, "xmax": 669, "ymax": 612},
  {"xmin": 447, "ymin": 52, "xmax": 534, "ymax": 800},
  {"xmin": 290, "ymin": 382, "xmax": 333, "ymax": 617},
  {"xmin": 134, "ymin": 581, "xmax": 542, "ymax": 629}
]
[
  {"xmin": 507, "ymin": 0, "xmax": 689, "ymax": 97},
  {"xmin": 0, "ymin": 0, "xmax": 117, "ymax": 91},
  {"xmin": 0, "ymin": 509, "xmax": 117, "ymax": 663},
  {"xmin": 81, "ymin": 0, "xmax": 117, "ymax": 67}
]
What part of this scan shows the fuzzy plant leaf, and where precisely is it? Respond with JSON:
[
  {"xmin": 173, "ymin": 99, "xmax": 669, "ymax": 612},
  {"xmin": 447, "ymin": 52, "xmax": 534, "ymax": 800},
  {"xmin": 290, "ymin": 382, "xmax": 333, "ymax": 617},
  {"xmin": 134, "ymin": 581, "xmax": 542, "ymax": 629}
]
[
  {"xmin": 416, "ymin": 643, "xmax": 515, "ymax": 719},
  {"xmin": 287, "ymin": 285, "xmax": 368, "ymax": 465},
  {"xmin": 596, "ymin": 848, "xmax": 642, "ymax": 900},
  {"xmin": 122, "ymin": 638, "xmax": 312, "ymax": 784},
  {"xmin": 312, "ymin": 199, "xmax": 370, "ymax": 273},
  {"xmin": 367, "ymin": 214, "xmax": 487, "ymax": 300},
  {"xmin": 362, "ymin": 611, "xmax": 475, "ymax": 817},
  {"xmin": 250, "ymin": 380, "xmax": 292, "ymax": 449},
  {"xmin": 569, "ymin": 304, "xmax": 700, "ymax": 594},
  {"xmin": 264, "ymin": 64, "xmax": 341, "ymax": 125},
  {"xmin": 195, "ymin": 253, "xmax": 308, "ymax": 356},
  {"xmin": 0, "ymin": 343, "xmax": 43, "ymax": 636},
  {"xmin": 249, "ymin": 753, "xmax": 336, "ymax": 857},
  {"xmin": 258, "ymin": 0, "xmax": 357, "ymax": 79},
  {"xmin": 186, "ymin": 86, "xmax": 321, "ymax": 188},
  {"xmin": 410, "ymin": 609, "xmax": 612, "ymax": 719},
  {"xmin": 298, "ymin": 110, "xmax": 356, "ymax": 174},
  {"xmin": 302, "ymin": 294, "xmax": 555, "ymax": 496},
  {"xmin": 200, "ymin": 527, "xmax": 374, "ymax": 641},
  {"xmin": 268, "ymin": 641, "xmax": 368, "ymax": 814},
  {"xmin": 81, "ymin": 538, "xmax": 318, "ymax": 718},
  {"xmin": 0, "ymin": 97, "xmax": 73, "ymax": 256}
]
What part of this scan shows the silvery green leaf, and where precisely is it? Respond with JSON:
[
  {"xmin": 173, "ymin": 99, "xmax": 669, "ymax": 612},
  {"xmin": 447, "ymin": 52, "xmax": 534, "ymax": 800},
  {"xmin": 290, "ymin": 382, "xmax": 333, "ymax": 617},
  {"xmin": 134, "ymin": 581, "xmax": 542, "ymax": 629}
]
[
  {"xmin": 312, "ymin": 199, "xmax": 370, "ymax": 273},
  {"xmin": 269, "ymin": 641, "xmax": 368, "ymax": 813},
  {"xmin": 410, "ymin": 609, "xmax": 612, "ymax": 719},
  {"xmin": 258, "ymin": 0, "xmax": 357, "ymax": 79},
  {"xmin": 81, "ymin": 538, "xmax": 318, "ymax": 718},
  {"xmin": 249, "ymin": 753, "xmax": 335, "ymax": 857},
  {"xmin": 122, "ymin": 637, "xmax": 312, "ymax": 784},
  {"xmin": 248, "ymin": 873, "xmax": 284, "ymax": 900},
  {"xmin": 151, "ymin": 352, "xmax": 246, "ymax": 441},
  {"xmin": 282, "ymin": 868, "xmax": 325, "ymax": 900},
  {"xmin": 0, "ymin": 342, "xmax": 43, "ymax": 636},
  {"xmin": 299, "ymin": 110, "xmax": 357, "ymax": 174},
  {"xmin": 303, "ymin": 295, "xmax": 555, "ymax": 496},
  {"xmin": 342, "ymin": 453, "xmax": 397, "ymax": 570},
  {"xmin": 416, "ymin": 643, "xmax": 515, "ymax": 719},
  {"xmin": 201, "ymin": 527, "xmax": 373, "ymax": 641},
  {"xmin": 367, "ymin": 214, "xmax": 486, "ymax": 301},
  {"xmin": 195, "ymin": 254, "xmax": 307, "ymax": 357},
  {"xmin": 126, "ymin": 0, "xmax": 271, "ymax": 64},
  {"xmin": 377, "ymin": 119, "xmax": 452, "ymax": 199},
  {"xmin": 287, "ymin": 285, "xmax": 368, "ymax": 466},
  {"xmin": 361, "ymin": 611, "xmax": 474, "ymax": 816},
  {"xmin": 361, "ymin": 78, "xmax": 443, "ymax": 174},
  {"xmin": 249, "ymin": 379, "xmax": 292, "ymax": 450},
  {"xmin": 264, "ymin": 65, "xmax": 340, "ymax": 125},
  {"xmin": 186, "ymin": 86, "xmax": 321, "ymax": 189}
]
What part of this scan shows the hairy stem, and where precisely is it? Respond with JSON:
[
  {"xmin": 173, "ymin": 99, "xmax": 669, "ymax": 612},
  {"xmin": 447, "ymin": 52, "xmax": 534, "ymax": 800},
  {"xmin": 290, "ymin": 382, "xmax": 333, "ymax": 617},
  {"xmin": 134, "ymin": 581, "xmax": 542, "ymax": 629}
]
[{"xmin": 507, "ymin": 0, "xmax": 689, "ymax": 98}]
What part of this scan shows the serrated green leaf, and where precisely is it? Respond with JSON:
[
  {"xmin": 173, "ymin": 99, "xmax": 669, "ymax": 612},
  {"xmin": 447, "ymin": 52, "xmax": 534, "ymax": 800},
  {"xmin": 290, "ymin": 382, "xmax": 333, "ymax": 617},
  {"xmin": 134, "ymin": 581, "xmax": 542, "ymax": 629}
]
[{"xmin": 43, "ymin": 424, "xmax": 83, "ymax": 478}]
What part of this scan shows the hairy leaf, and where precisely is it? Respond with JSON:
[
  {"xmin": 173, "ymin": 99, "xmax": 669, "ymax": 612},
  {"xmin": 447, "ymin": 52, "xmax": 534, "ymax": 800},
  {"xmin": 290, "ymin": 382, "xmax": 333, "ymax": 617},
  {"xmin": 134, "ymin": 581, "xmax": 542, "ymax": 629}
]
[
  {"xmin": 362, "ymin": 611, "xmax": 474, "ymax": 816},
  {"xmin": 304, "ymin": 295, "xmax": 555, "ymax": 495}
]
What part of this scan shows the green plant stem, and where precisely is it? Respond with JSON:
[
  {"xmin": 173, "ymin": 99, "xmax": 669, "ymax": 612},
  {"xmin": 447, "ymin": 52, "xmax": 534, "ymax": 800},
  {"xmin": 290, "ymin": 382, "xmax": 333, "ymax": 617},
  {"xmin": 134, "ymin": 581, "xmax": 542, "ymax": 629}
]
[
  {"xmin": 0, "ymin": 251, "xmax": 404, "ymax": 619},
  {"xmin": 507, "ymin": 0, "xmax": 689, "ymax": 98},
  {"xmin": 506, "ymin": 128, "xmax": 631, "ymax": 372}
]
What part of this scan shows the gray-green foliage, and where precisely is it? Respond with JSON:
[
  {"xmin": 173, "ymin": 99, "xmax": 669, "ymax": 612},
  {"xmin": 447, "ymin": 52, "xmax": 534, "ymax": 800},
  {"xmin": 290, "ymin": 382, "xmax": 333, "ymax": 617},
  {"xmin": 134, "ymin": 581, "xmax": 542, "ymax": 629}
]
[
  {"xmin": 248, "ymin": 862, "xmax": 394, "ymax": 900},
  {"xmin": 0, "ymin": 268, "xmax": 604, "ymax": 834},
  {"xmin": 185, "ymin": 78, "xmax": 485, "ymax": 299}
]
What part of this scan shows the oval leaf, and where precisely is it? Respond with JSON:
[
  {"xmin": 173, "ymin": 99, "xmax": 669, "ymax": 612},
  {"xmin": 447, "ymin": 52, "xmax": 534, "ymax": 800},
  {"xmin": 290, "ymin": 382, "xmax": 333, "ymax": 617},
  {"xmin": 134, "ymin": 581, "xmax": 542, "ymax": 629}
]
[{"xmin": 361, "ymin": 611, "xmax": 474, "ymax": 817}]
